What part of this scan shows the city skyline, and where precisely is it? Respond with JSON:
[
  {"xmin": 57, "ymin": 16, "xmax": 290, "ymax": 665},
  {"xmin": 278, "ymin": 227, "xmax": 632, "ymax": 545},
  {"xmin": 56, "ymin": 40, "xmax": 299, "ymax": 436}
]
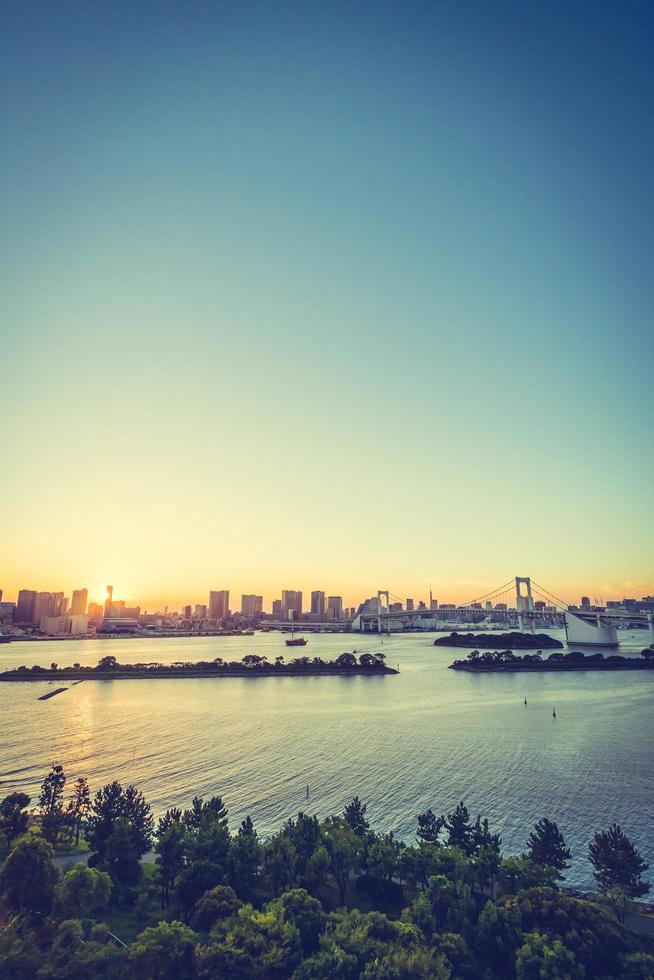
[{"xmin": 1, "ymin": 573, "xmax": 652, "ymax": 614}]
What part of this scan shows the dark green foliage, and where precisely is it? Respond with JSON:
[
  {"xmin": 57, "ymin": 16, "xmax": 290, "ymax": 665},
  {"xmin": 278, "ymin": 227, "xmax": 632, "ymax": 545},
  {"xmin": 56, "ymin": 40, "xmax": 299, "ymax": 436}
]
[
  {"xmin": 343, "ymin": 796, "xmax": 370, "ymax": 837},
  {"xmin": 39, "ymin": 764, "xmax": 67, "ymax": 844},
  {"xmin": 178, "ymin": 857, "xmax": 226, "ymax": 916},
  {"xmin": 526, "ymin": 818, "xmax": 571, "ymax": 878},
  {"xmin": 0, "ymin": 834, "xmax": 58, "ymax": 914},
  {"xmin": 227, "ymin": 820, "xmax": 263, "ymax": 900},
  {"xmin": 66, "ymin": 776, "xmax": 91, "ymax": 846},
  {"xmin": 445, "ymin": 801, "xmax": 473, "ymax": 854},
  {"xmin": 271, "ymin": 887, "xmax": 325, "ymax": 954},
  {"xmin": 85, "ymin": 780, "xmax": 153, "ymax": 861},
  {"xmin": 514, "ymin": 930, "xmax": 581, "ymax": 979},
  {"xmin": 191, "ymin": 884, "xmax": 242, "ymax": 931},
  {"xmin": 1, "ymin": 769, "xmax": 652, "ymax": 979},
  {"xmin": 130, "ymin": 920, "xmax": 198, "ymax": 979},
  {"xmin": 416, "ymin": 807, "xmax": 444, "ymax": 846},
  {"xmin": 55, "ymin": 865, "xmax": 112, "ymax": 918},
  {"xmin": 195, "ymin": 903, "xmax": 302, "ymax": 978},
  {"xmin": 589, "ymin": 823, "xmax": 650, "ymax": 898},
  {"xmin": 0, "ymin": 791, "xmax": 30, "ymax": 848},
  {"xmin": 322, "ymin": 816, "xmax": 362, "ymax": 905}
]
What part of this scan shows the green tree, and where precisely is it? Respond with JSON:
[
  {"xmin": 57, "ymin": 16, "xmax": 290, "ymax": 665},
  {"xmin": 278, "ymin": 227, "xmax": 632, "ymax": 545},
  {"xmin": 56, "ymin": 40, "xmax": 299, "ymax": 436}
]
[
  {"xmin": 366, "ymin": 832, "xmax": 404, "ymax": 900},
  {"xmin": 526, "ymin": 819, "xmax": 571, "ymax": 879},
  {"xmin": 55, "ymin": 864, "xmax": 111, "ymax": 918},
  {"xmin": 264, "ymin": 834, "xmax": 298, "ymax": 895},
  {"xmin": 322, "ymin": 816, "xmax": 361, "ymax": 906},
  {"xmin": 515, "ymin": 930, "xmax": 582, "ymax": 979},
  {"xmin": 0, "ymin": 791, "xmax": 30, "ymax": 848},
  {"xmin": 0, "ymin": 834, "xmax": 58, "ymax": 914},
  {"xmin": 105, "ymin": 817, "xmax": 142, "ymax": 903},
  {"xmin": 445, "ymin": 802, "xmax": 473, "ymax": 854},
  {"xmin": 343, "ymin": 796, "xmax": 370, "ymax": 837},
  {"xmin": 416, "ymin": 808, "xmax": 444, "ymax": 846},
  {"xmin": 191, "ymin": 883, "xmax": 242, "ymax": 931},
  {"xmin": 177, "ymin": 857, "xmax": 226, "ymax": 917},
  {"xmin": 66, "ymin": 776, "xmax": 91, "ymax": 846},
  {"xmin": 39, "ymin": 764, "xmax": 67, "ymax": 844},
  {"xmin": 499, "ymin": 855, "xmax": 558, "ymax": 894},
  {"xmin": 0, "ymin": 914, "xmax": 42, "ymax": 978},
  {"xmin": 621, "ymin": 952, "xmax": 654, "ymax": 979},
  {"xmin": 227, "ymin": 820, "xmax": 263, "ymax": 900},
  {"xmin": 589, "ymin": 824, "xmax": 650, "ymax": 898},
  {"xmin": 129, "ymin": 920, "xmax": 198, "ymax": 979},
  {"xmin": 155, "ymin": 814, "xmax": 186, "ymax": 909},
  {"xmin": 85, "ymin": 780, "xmax": 153, "ymax": 861},
  {"xmin": 196, "ymin": 903, "xmax": 302, "ymax": 978},
  {"xmin": 271, "ymin": 887, "xmax": 325, "ymax": 955},
  {"xmin": 283, "ymin": 812, "xmax": 322, "ymax": 882},
  {"xmin": 474, "ymin": 842, "xmax": 502, "ymax": 896}
]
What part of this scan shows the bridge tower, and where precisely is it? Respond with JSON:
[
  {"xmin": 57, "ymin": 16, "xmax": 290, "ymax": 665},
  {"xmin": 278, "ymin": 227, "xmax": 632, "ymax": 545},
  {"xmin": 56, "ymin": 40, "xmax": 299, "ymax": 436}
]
[
  {"xmin": 515, "ymin": 577, "xmax": 534, "ymax": 631},
  {"xmin": 377, "ymin": 590, "xmax": 390, "ymax": 635}
]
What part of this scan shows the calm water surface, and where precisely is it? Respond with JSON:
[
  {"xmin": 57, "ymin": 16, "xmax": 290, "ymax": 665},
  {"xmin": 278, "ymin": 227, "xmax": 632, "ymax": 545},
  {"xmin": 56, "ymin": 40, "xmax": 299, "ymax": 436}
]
[{"xmin": 1, "ymin": 630, "xmax": 652, "ymax": 889}]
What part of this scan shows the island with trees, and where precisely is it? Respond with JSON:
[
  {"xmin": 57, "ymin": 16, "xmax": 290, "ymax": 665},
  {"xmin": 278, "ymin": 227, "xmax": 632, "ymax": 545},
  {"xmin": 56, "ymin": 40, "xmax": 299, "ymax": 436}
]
[
  {"xmin": 435, "ymin": 631, "xmax": 564, "ymax": 650},
  {"xmin": 1, "ymin": 765, "xmax": 653, "ymax": 978},
  {"xmin": 450, "ymin": 648, "xmax": 654, "ymax": 672},
  {"xmin": 0, "ymin": 651, "xmax": 397, "ymax": 682}
]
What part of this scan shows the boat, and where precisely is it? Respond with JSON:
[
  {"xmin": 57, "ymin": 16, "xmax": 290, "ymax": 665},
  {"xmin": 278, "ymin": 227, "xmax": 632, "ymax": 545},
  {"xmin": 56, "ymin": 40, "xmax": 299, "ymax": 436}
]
[{"xmin": 285, "ymin": 627, "xmax": 308, "ymax": 647}]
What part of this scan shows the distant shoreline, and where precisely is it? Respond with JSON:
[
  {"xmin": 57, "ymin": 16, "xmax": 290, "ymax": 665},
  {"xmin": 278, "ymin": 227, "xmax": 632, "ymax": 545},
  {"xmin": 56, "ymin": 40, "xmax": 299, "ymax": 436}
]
[
  {"xmin": 0, "ymin": 665, "xmax": 397, "ymax": 681},
  {"xmin": 449, "ymin": 660, "xmax": 654, "ymax": 673}
]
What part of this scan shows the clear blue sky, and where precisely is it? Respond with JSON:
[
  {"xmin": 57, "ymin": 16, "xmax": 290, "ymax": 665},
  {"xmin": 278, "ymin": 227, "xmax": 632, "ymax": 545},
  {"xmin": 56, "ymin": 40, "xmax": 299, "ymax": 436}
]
[{"xmin": 1, "ymin": 1, "xmax": 652, "ymax": 608}]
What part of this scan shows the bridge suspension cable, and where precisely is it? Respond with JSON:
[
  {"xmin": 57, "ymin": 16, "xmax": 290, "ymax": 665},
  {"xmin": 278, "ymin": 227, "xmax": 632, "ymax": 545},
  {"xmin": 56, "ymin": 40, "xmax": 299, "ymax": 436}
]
[
  {"xmin": 457, "ymin": 579, "xmax": 516, "ymax": 608},
  {"xmin": 530, "ymin": 580, "xmax": 570, "ymax": 611}
]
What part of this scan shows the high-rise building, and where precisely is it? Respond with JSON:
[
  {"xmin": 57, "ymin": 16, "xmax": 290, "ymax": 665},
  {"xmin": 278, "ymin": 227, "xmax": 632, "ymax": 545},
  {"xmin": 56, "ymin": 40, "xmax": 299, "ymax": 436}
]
[
  {"xmin": 87, "ymin": 602, "xmax": 104, "ymax": 624},
  {"xmin": 311, "ymin": 591, "xmax": 326, "ymax": 619},
  {"xmin": 105, "ymin": 586, "xmax": 114, "ymax": 617},
  {"xmin": 406, "ymin": 598, "xmax": 414, "ymax": 612},
  {"xmin": 0, "ymin": 602, "xmax": 15, "ymax": 623},
  {"xmin": 183, "ymin": 605, "xmax": 192, "ymax": 620},
  {"xmin": 52, "ymin": 592, "xmax": 67, "ymax": 616},
  {"xmin": 194, "ymin": 604, "xmax": 208, "ymax": 619},
  {"xmin": 71, "ymin": 589, "xmax": 88, "ymax": 615},
  {"xmin": 241, "ymin": 595, "xmax": 263, "ymax": 618},
  {"xmin": 33, "ymin": 592, "xmax": 55, "ymax": 628},
  {"xmin": 272, "ymin": 599, "xmax": 283, "ymax": 618},
  {"xmin": 16, "ymin": 590, "xmax": 36, "ymax": 624},
  {"xmin": 581, "ymin": 596, "xmax": 591, "ymax": 609},
  {"xmin": 281, "ymin": 590, "xmax": 302, "ymax": 621},
  {"xmin": 327, "ymin": 596, "xmax": 343, "ymax": 620},
  {"xmin": 209, "ymin": 590, "xmax": 229, "ymax": 621}
]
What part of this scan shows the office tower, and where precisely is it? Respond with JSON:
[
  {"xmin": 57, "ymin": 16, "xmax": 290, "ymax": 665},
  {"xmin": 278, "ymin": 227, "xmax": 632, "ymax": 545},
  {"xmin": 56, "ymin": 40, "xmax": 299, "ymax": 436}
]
[
  {"xmin": 406, "ymin": 598, "xmax": 414, "ymax": 612},
  {"xmin": 241, "ymin": 595, "xmax": 263, "ymax": 618},
  {"xmin": 194, "ymin": 604, "xmax": 208, "ymax": 619},
  {"xmin": 281, "ymin": 590, "xmax": 303, "ymax": 621},
  {"xmin": 71, "ymin": 589, "xmax": 88, "ymax": 615},
  {"xmin": 33, "ymin": 592, "xmax": 55, "ymax": 628},
  {"xmin": 581, "ymin": 596, "xmax": 591, "ymax": 609},
  {"xmin": 52, "ymin": 592, "xmax": 66, "ymax": 616},
  {"xmin": 311, "ymin": 591, "xmax": 326, "ymax": 619},
  {"xmin": 0, "ymin": 602, "xmax": 15, "ymax": 623},
  {"xmin": 183, "ymin": 605, "xmax": 192, "ymax": 620},
  {"xmin": 16, "ymin": 590, "xmax": 36, "ymax": 623},
  {"xmin": 272, "ymin": 599, "xmax": 283, "ymax": 618},
  {"xmin": 105, "ymin": 586, "xmax": 113, "ymax": 616},
  {"xmin": 430, "ymin": 597, "xmax": 438, "ymax": 610},
  {"xmin": 209, "ymin": 590, "xmax": 229, "ymax": 620},
  {"xmin": 327, "ymin": 596, "xmax": 343, "ymax": 620},
  {"xmin": 87, "ymin": 602, "xmax": 104, "ymax": 623}
]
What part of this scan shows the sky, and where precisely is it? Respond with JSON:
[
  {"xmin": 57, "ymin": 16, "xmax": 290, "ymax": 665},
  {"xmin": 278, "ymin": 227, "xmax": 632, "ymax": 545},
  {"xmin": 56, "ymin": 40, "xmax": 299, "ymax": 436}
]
[{"xmin": 1, "ymin": 1, "xmax": 653, "ymax": 610}]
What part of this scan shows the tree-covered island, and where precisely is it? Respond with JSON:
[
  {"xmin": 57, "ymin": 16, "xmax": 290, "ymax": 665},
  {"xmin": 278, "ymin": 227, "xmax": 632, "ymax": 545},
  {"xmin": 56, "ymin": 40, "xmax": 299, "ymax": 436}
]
[
  {"xmin": 0, "ymin": 652, "xmax": 397, "ymax": 682},
  {"xmin": 450, "ymin": 648, "xmax": 654, "ymax": 672},
  {"xmin": 435, "ymin": 632, "xmax": 563, "ymax": 650}
]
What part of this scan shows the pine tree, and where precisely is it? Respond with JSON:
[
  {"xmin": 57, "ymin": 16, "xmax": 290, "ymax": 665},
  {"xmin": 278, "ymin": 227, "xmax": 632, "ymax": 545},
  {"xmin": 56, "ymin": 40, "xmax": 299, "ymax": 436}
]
[
  {"xmin": 445, "ymin": 802, "xmax": 473, "ymax": 854},
  {"xmin": 39, "ymin": 765, "xmax": 67, "ymax": 845},
  {"xmin": 343, "ymin": 797, "xmax": 369, "ymax": 837},
  {"xmin": 526, "ymin": 818, "xmax": 571, "ymax": 878},
  {"xmin": 416, "ymin": 808, "xmax": 444, "ymax": 846},
  {"xmin": 589, "ymin": 824, "xmax": 650, "ymax": 898}
]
